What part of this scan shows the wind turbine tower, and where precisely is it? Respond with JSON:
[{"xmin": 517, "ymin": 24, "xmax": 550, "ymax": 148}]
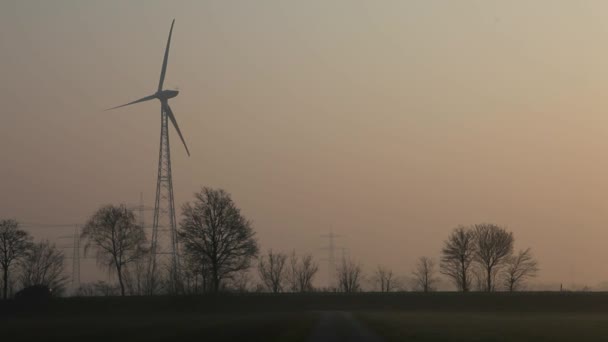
[{"xmin": 107, "ymin": 19, "xmax": 189, "ymax": 292}]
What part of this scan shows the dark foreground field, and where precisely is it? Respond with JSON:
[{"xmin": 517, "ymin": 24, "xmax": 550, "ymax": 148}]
[{"xmin": 3, "ymin": 292, "xmax": 608, "ymax": 341}]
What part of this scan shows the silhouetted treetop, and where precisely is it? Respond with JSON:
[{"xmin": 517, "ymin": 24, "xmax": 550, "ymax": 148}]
[{"xmin": 179, "ymin": 187, "xmax": 258, "ymax": 293}]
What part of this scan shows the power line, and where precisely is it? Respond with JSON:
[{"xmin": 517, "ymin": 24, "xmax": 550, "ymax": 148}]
[{"xmin": 20, "ymin": 222, "xmax": 83, "ymax": 230}]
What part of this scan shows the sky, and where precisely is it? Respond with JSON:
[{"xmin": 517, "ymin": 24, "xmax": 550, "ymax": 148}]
[{"xmin": 2, "ymin": 0, "xmax": 608, "ymax": 289}]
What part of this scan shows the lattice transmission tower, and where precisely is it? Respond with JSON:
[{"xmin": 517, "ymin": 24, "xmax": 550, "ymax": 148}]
[
  {"xmin": 321, "ymin": 230, "xmax": 342, "ymax": 288},
  {"xmin": 148, "ymin": 108, "xmax": 181, "ymax": 293}
]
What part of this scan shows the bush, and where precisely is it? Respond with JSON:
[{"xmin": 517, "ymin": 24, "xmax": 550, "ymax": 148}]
[{"xmin": 15, "ymin": 285, "xmax": 53, "ymax": 302}]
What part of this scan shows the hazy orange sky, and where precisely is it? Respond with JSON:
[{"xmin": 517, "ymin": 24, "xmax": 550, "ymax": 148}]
[{"xmin": 3, "ymin": 1, "xmax": 608, "ymax": 289}]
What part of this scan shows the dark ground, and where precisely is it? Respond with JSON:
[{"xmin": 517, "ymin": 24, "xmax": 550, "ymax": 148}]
[
  {"xmin": 3, "ymin": 292, "xmax": 608, "ymax": 341},
  {"xmin": 307, "ymin": 311, "xmax": 383, "ymax": 342}
]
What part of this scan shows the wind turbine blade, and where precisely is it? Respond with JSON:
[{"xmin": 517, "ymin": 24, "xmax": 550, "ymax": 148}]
[
  {"xmin": 163, "ymin": 102, "xmax": 190, "ymax": 157},
  {"xmin": 158, "ymin": 19, "xmax": 175, "ymax": 92},
  {"xmin": 105, "ymin": 94, "xmax": 157, "ymax": 111}
]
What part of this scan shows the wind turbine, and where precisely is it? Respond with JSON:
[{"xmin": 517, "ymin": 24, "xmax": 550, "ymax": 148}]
[{"xmin": 107, "ymin": 19, "xmax": 187, "ymax": 292}]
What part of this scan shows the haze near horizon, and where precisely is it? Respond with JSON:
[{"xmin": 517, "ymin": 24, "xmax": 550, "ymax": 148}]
[{"xmin": 2, "ymin": 0, "xmax": 608, "ymax": 288}]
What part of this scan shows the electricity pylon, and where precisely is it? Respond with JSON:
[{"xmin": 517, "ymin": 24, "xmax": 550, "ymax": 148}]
[{"xmin": 321, "ymin": 230, "xmax": 342, "ymax": 288}]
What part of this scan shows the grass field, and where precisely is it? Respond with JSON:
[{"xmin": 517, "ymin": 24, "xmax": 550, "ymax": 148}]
[
  {"xmin": 3, "ymin": 292, "xmax": 608, "ymax": 341},
  {"xmin": 359, "ymin": 312, "xmax": 608, "ymax": 341},
  {"xmin": 1, "ymin": 312, "xmax": 316, "ymax": 342}
]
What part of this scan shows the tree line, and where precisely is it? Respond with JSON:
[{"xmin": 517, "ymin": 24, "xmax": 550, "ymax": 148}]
[
  {"xmin": 0, "ymin": 220, "xmax": 68, "ymax": 299},
  {"xmin": 438, "ymin": 224, "xmax": 538, "ymax": 292},
  {"xmin": 0, "ymin": 187, "xmax": 540, "ymax": 298}
]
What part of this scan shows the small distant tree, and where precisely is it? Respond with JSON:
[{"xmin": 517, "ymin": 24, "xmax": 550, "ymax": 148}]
[
  {"xmin": 336, "ymin": 257, "xmax": 362, "ymax": 293},
  {"xmin": 286, "ymin": 251, "xmax": 319, "ymax": 292},
  {"xmin": 472, "ymin": 224, "xmax": 514, "ymax": 292},
  {"xmin": 296, "ymin": 254, "xmax": 319, "ymax": 292},
  {"xmin": 123, "ymin": 249, "xmax": 152, "ymax": 296},
  {"xmin": 81, "ymin": 204, "xmax": 147, "ymax": 296},
  {"xmin": 75, "ymin": 281, "xmax": 119, "ymax": 296},
  {"xmin": 227, "ymin": 270, "xmax": 253, "ymax": 292},
  {"xmin": 440, "ymin": 226, "xmax": 475, "ymax": 292},
  {"xmin": 19, "ymin": 240, "xmax": 68, "ymax": 295},
  {"xmin": 257, "ymin": 249, "xmax": 288, "ymax": 293},
  {"xmin": 180, "ymin": 255, "xmax": 199, "ymax": 294},
  {"xmin": 373, "ymin": 266, "xmax": 396, "ymax": 292},
  {"xmin": 180, "ymin": 253, "xmax": 213, "ymax": 294},
  {"xmin": 93, "ymin": 281, "xmax": 120, "ymax": 296},
  {"xmin": 503, "ymin": 248, "xmax": 539, "ymax": 292},
  {"xmin": 75, "ymin": 282, "xmax": 97, "ymax": 297},
  {"xmin": 412, "ymin": 257, "xmax": 437, "ymax": 292},
  {"xmin": 0, "ymin": 219, "xmax": 32, "ymax": 299},
  {"xmin": 179, "ymin": 187, "xmax": 259, "ymax": 293}
]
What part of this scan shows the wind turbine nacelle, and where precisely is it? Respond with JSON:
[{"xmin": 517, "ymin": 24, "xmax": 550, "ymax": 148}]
[{"xmin": 157, "ymin": 89, "xmax": 179, "ymax": 100}]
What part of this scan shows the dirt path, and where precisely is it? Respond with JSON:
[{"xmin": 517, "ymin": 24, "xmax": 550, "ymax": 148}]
[{"xmin": 307, "ymin": 311, "xmax": 384, "ymax": 342}]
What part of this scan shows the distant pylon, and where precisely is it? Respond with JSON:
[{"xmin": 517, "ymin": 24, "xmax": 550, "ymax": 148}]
[
  {"xmin": 128, "ymin": 192, "xmax": 153, "ymax": 228},
  {"xmin": 72, "ymin": 225, "xmax": 80, "ymax": 293},
  {"xmin": 321, "ymin": 230, "xmax": 342, "ymax": 288}
]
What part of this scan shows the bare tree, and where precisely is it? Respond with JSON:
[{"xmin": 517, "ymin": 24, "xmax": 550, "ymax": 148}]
[
  {"xmin": 181, "ymin": 248, "xmax": 224, "ymax": 294},
  {"xmin": 440, "ymin": 226, "xmax": 475, "ymax": 292},
  {"xmin": 257, "ymin": 249, "xmax": 288, "ymax": 293},
  {"xmin": 287, "ymin": 251, "xmax": 319, "ymax": 292},
  {"xmin": 19, "ymin": 240, "xmax": 69, "ymax": 295},
  {"xmin": 93, "ymin": 281, "xmax": 120, "ymax": 296},
  {"xmin": 81, "ymin": 204, "xmax": 147, "ymax": 296},
  {"xmin": 180, "ymin": 255, "xmax": 200, "ymax": 294},
  {"xmin": 75, "ymin": 282, "xmax": 97, "ymax": 297},
  {"xmin": 123, "ymin": 249, "xmax": 152, "ymax": 296},
  {"xmin": 470, "ymin": 264, "xmax": 486, "ymax": 291},
  {"xmin": 503, "ymin": 248, "xmax": 539, "ymax": 292},
  {"xmin": 373, "ymin": 266, "xmax": 396, "ymax": 292},
  {"xmin": 0, "ymin": 219, "xmax": 32, "ymax": 299},
  {"xmin": 180, "ymin": 252, "xmax": 209, "ymax": 294},
  {"xmin": 75, "ymin": 281, "xmax": 119, "ymax": 297},
  {"xmin": 297, "ymin": 254, "xmax": 319, "ymax": 292},
  {"xmin": 473, "ymin": 223, "xmax": 514, "ymax": 292},
  {"xmin": 412, "ymin": 257, "xmax": 437, "ymax": 292},
  {"xmin": 336, "ymin": 257, "xmax": 362, "ymax": 293},
  {"xmin": 227, "ymin": 270, "xmax": 253, "ymax": 292},
  {"xmin": 179, "ymin": 187, "xmax": 259, "ymax": 293}
]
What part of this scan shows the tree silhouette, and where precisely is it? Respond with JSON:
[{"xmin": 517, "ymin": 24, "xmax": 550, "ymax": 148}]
[
  {"xmin": 286, "ymin": 251, "xmax": 319, "ymax": 292},
  {"xmin": 19, "ymin": 240, "xmax": 68, "ymax": 295},
  {"xmin": 473, "ymin": 224, "xmax": 513, "ymax": 292},
  {"xmin": 503, "ymin": 248, "xmax": 539, "ymax": 292},
  {"xmin": 82, "ymin": 204, "xmax": 147, "ymax": 296},
  {"xmin": 180, "ymin": 252, "xmax": 214, "ymax": 294},
  {"xmin": 0, "ymin": 220, "xmax": 32, "ymax": 299},
  {"xmin": 373, "ymin": 266, "xmax": 397, "ymax": 292},
  {"xmin": 440, "ymin": 226, "xmax": 475, "ymax": 292},
  {"xmin": 412, "ymin": 256, "xmax": 437, "ymax": 292},
  {"xmin": 179, "ymin": 187, "xmax": 259, "ymax": 293},
  {"xmin": 258, "ymin": 249, "xmax": 288, "ymax": 293},
  {"xmin": 337, "ymin": 257, "xmax": 362, "ymax": 293}
]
